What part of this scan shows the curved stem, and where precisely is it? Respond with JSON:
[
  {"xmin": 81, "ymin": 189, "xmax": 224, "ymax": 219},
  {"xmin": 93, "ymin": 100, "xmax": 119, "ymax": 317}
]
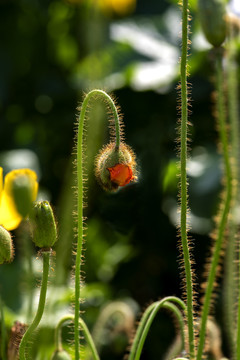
[
  {"xmin": 128, "ymin": 296, "xmax": 186, "ymax": 360},
  {"xmin": 197, "ymin": 51, "xmax": 232, "ymax": 360},
  {"xmin": 55, "ymin": 315, "xmax": 74, "ymax": 351},
  {"xmin": 163, "ymin": 302, "xmax": 185, "ymax": 357},
  {"xmin": 19, "ymin": 251, "xmax": 50, "ymax": 360},
  {"xmin": 79, "ymin": 318, "xmax": 100, "ymax": 360},
  {"xmin": 55, "ymin": 314, "xmax": 100, "ymax": 360},
  {"xmin": 180, "ymin": 0, "xmax": 195, "ymax": 358},
  {"xmin": 75, "ymin": 89, "xmax": 121, "ymax": 359}
]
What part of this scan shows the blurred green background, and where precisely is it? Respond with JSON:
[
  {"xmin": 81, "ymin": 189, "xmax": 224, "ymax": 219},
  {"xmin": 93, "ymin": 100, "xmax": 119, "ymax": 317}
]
[{"xmin": 0, "ymin": 0, "xmax": 237, "ymax": 358}]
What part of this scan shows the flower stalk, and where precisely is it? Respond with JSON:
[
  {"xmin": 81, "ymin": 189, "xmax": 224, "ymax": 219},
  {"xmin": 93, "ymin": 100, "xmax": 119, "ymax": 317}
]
[
  {"xmin": 129, "ymin": 296, "xmax": 186, "ymax": 360},
  {"xmin": 19, "ymin": 250, "xmax": 51, "ymax": 360},
  {"xmin": 179, "ymin": 0, "xmax": 195, "ymax": 358},
  {"xmin": 75, "ymin": 89, "xmax": 136, "ymax": 359},
  {"xmin": 197, "ymin": 49, "xmax": 232, "ymax": 360}
]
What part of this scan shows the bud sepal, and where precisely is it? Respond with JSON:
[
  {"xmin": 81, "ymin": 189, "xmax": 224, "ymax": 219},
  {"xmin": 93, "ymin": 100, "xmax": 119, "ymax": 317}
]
[{"xmin": 0, "ymin": 226, "xmax": 14, "ymax": 264}]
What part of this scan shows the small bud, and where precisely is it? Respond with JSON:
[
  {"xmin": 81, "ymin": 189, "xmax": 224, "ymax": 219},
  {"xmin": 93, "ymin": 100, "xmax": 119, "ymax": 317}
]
[
  {"xmin": 29, "ymin": 201, "xmax": 57, "ymax": 248},
  {"xmin": 0, "ymin": 226, "xmax": 13, "ymax": 264},
  {"xmin": 198, "ymin": 0, "xmax": 227, "ymax": 47},
  {"xmin": 51, "ymin": 350, "xmax": 71, "ymax": 360},
  {"xmin": 95, "ymin": 142, "xmax": 137, "ymax": 192}
]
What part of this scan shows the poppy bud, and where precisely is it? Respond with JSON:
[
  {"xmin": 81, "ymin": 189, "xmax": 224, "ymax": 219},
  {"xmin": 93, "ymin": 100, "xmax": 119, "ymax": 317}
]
[
  {"xmin": 51, "ymin": 350, "xmax": 71, "ymax": 360},
  {"xmin": 198, "ymin": 0, "xmax": 227, "ymax": 47},
  {"xmin": 95, "ymin": 142, "xmax": 137, "ymax": 192},
  {"xmin": 0, "ymin": 226, "xmax": 13, "ymax": 264},
  {"xmin": 29, "ymin": 201, "xmax": 57, "ymax": 249}
]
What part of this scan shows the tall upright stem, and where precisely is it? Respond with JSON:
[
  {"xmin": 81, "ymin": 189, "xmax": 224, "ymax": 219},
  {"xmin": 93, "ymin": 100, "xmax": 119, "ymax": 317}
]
[
  {"xmin": 180, "ymin": 0, "xmax": 195, "ymax": 358},
  {"xmin": 225, "ymin": 33, "xmax": 239, "ymax": 358},
  {"xmin": 75, "ymin": 89, "xmax": 121, "ymax": 359},
  {"xmin": 197, "ymin": 50, "xmax": 232, "ymax": 360}
]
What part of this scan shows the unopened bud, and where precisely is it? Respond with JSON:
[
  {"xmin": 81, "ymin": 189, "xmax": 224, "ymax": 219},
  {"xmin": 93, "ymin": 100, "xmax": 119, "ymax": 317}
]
[
  {"xmin": 51, "ymin": 350, "xmax": 71, "ymax": 360},
  {"xmin": 198, "ymin": 0, "xmax": 227, "ymax": 47},
  {"xmin": 0, "ymin": 226, "xmax": 13, "ymax": 264},
  {"xmin": 95, "ymin": 142, "xmax": 137, "ymax": 192},
  {"xmin": 29, "ymin": 201, "xmax": 57, "ymax": 248}
]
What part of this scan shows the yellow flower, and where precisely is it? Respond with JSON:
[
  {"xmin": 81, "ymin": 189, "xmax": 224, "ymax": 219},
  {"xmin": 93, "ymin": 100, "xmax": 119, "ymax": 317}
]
[
  {"xmin": 98, "ymin": 0, "xmax": 136, "ymax": 16},
  {"xmin": 0, "ymin": 168, "xmax": 38, "ymax": 231}
]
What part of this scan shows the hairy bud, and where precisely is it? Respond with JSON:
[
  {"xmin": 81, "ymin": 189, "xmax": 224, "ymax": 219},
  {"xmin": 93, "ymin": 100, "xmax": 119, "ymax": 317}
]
[
  {"xmin": 95, "ymin": 142, "xmax": 137, "ymax": 192},
  {"xmin": 29, "ymin": 201, "xmax": 57, "ymax": 249},
  {"xmin": 0, "ymin": 226, "xmax": 13, "ymax": 264}
]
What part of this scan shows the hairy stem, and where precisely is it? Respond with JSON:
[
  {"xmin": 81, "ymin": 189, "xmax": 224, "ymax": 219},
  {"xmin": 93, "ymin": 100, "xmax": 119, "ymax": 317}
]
[
  {"xmin": 75, "ymin": 89, "xmax": 121, "ymax": 359},
  {"xmin": 197, "ymin": 50, "xmax": 232, "ymax": 360},
  {"xmin": 180, "ymin": 0, "xmax": 195, "ymax": 358},
  {"xmin": 55, "ymin": 314, "xmax": 100, "ymax": 360},
  {"xmin": 19, "ymin": 251, "xmax": 50, "ymax": 360},
  {"xmin": 225, "ymin": 33, "xmax": 239, "ymax": 358},
  {"xmin": 79, "ymin": 318, "xmax": 100, "ymax": 360},
  {"xmin": 55, "ymin": 315, "xmax": 74, "ymax": 351}
]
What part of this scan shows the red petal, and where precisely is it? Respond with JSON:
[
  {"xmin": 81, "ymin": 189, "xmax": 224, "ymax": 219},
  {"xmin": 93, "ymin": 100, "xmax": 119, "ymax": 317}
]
[{"xmin": 108, "ymin": 164, "xmax": 133, "ymax": 186}]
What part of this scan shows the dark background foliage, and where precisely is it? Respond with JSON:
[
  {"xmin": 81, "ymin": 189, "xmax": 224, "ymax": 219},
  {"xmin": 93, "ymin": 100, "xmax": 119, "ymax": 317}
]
[{"xmin": 0, "ymin": 0, "xmax": 237, "ymax": 358}]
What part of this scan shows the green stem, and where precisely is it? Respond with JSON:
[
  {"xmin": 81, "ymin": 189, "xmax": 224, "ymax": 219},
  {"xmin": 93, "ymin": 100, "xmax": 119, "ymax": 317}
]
[
  {"xmin": 79, "ymin": 318, "xmax": 100, "ymax": 360},
  {"xmin": 0, "ymin": 298, "xmax": 6, "ymax": 360},
  {"xmin": 128, "ymin": 296, "xmax": 186, "ymax": 360},
  {"xmin": 197, "ymin": 50, "xmax": 232, "ymax": 360},
  {"xmin": 163, "ymin": 302, "xmax": 185, "ymax": 357},
  {"xmin": 24, "ymin": 234, "xmax": 34, "ymax": 323},
  {"xmin": 180, "ymin": 0, "xmax": 195, "ymax": 358},
  {"xmin": 225, "ymin": 33, "xmax": 239, "ymax": 358},
  {"xmin": 75, "ymin": 89, "xmax": 121, "ymax": 359},
  {"xmin": 55, "ymin": 315, "xmax": 74, "ymax": 351},
  {"xmin": 19, "ymin": 251, "xmax": 50, "ymax": 360}
]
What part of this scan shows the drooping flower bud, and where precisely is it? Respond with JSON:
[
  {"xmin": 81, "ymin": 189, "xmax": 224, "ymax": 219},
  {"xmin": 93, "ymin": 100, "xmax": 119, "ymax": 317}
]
[
  {"xmin": 29, "ymin": 201, "xmax": 57, "ymax": 249},
  {"xmin": 51, "ymin": 350, "xmax": 71, "ymax": 360},
  {"xmin": 95, "ymin": 142, "xmax": 137, "ymax": 192},
  {"xmin": 198, "ymin": 0, "xmax": 227, "ymax": 47},
  {"xmin": 0, "ymin": 226, "xmax": 13, "ymax": 264}
]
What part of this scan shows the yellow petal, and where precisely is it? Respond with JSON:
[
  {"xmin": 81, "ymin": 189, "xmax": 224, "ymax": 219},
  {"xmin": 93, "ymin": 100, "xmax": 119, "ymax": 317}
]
[
  {"xmin": 0, "ymin": 169, "xmax": 38, "ymax": 231},
  {"xmin": 0, "ymin": 192, "xmax": 22, "ymax": 230},
  {"xmin": 0, "ymin": 167, "xmax": 3, "ymax": 196}
]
